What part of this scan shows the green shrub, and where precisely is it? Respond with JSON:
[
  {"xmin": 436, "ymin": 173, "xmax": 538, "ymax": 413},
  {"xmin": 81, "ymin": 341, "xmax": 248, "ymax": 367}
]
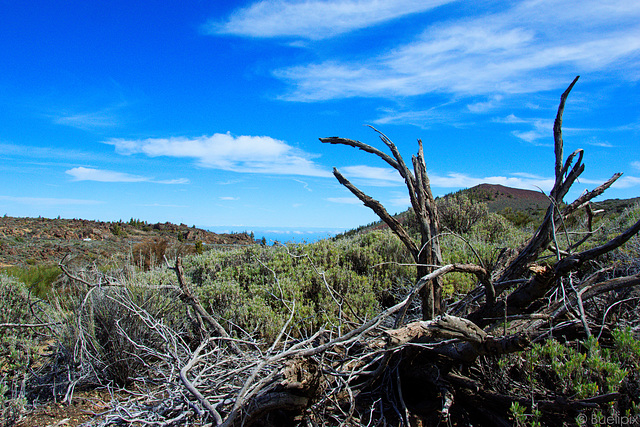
[
  {"xmin": 520, "ymin": 332, "xmax": 637, "ymax": 399},
  {"xmin": 437, "ymin": 225, "xmax": 529, "ymax": 296},
  {"xmin": 474, "ymin": 212, "xmax": 512, "ymax": 243},
  {"xmin": 500, "ymin": 206, "xmax": 536, "ymax": 228},
  {"xmin": 110, "ymin": 223, "xmax": 127, "ymax": 237},
  {"xmin": 182, "ymin": 230, "xmax": 414, "ymax": 341},
  {"xmin": 491, "ymin": 330, "xmax": 640, "ymax": 426},
  {"xmin": 438, "ymin": 193, "xmax": 489, "ymax": 234},
  {"xmin": 0, "ymin": 274, "xmax": 55, "ymax": 419},
  {"xmin": 1, "ymin": 264, "xmax": 61, "ymax": 299}
]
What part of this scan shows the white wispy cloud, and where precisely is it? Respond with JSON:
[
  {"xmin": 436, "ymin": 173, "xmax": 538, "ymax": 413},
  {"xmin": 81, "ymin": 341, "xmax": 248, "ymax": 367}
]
[
  {"xmin": 155, "ymin": 178, "xmax": 190, "ymax": 184},
  {"xmin": 583, "ymin": 137, "xmax": 613, "ymax": 148},
  {"xmin": 220, "ymin": 196, "xmax": 239, "ymax": 201},
  {"xmin": 0, "ymin": 142, "xmax": 99, "ymax": 162},
  {"xmin": 327, "ymin": 197, "xmax": 363, "ymax": 205},
  {"xmin": 428, "ymin": 172, "xmax": 555, "ymax": 192},
  {"xmin": 207, "ymin": 0, "xmax": 455, "ymax": 40},
  {"xmin": 274, "ymin": 0, "xmax": 640, "ymax": 101},
  {"xmin": 372, "ymin": 105, "xmax": 462, "ymax": 128},
  {"xmin": 0, "ymin": 195, "xmax": 103, "ymax": 206},
  {"xmin": 505, "ymin": 116, "xmax": 611, "ymax": 145},
  {"xmin": 293, "ymin": 179, "xmax": 312, "ymax": 191},
  {"xmin": 612, "ymin": 175, "xmax": 640, "ymax": 189},
  {"xmin": 66, "ymin": 167, "xmax": 189, "ymax": 184},
  {"xmin": 104, "ymin": 133, "xmax": 331, "ymax": 177},
  {"xmin": 632, "ymin": 161, "xmax": 640, "ymax": 171},
  {"xmin": 66, "ymin": 167, "xmax": 148, "ymax": 183},
  {"xmin": 494, "ymin": 114, "xmax": 528, "ymax": 124},
  {"xmin": 337, "ymin": 164, "xmax": 560, "ymax": 192},
  {"xmin": 467, "ymin": 95, "xmax": 504, "ymax": 113},
  {"xmin": 511, "ymin": 119, "xmax": 554, "ymax": 144},
  {"xmin": 340, "ymin": 165, "xmax": 405, "ymax": 186},
  {"xmin": 54, "ymin": 110, "xmax": 119, "ymax": 130}
]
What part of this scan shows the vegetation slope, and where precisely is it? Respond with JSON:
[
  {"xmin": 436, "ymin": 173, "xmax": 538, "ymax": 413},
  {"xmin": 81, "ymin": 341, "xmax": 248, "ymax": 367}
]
[{"xmin": 1, "ymin": 190, "xmax": 639, "ymax": 426}]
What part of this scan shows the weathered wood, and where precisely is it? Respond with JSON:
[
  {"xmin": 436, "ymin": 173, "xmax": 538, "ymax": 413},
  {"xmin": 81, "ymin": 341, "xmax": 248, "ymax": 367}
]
[
  {"xmin": 497, "ymin": 78, "xmax": 582, "ymax": 286},
  {"xmin": 80, "ymin": 78, "xmax": 640, "ymax": 426},
  {"xmin": 322, "ymin": 131, "xmax": 445, "ymax": 320},
  {"xmin": 171, "ymin": 257, "xmax": 242, "ymax": 355},
  {"xmin": 332, "ymin": 167, "xmax": 419, "ymax": 258},
  {"xmin": 382, "ymin": 314, "xmax": 487, "ymax": 348},
  {"xmin": 554, "ymin": 75, "xmax": 580, "ymax": 186}
]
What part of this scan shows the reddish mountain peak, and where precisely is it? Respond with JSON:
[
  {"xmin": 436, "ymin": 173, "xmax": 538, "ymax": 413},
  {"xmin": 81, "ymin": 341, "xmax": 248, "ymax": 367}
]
[{"xmin": 470, "ymin": 183, "xmax": 549, "ymax": 203}]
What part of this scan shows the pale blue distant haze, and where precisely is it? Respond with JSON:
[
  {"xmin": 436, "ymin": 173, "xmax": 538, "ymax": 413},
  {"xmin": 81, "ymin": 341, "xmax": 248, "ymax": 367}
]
[{"xmin": 1, "ymin": 1, "xmax": 639, "ymax": 235}]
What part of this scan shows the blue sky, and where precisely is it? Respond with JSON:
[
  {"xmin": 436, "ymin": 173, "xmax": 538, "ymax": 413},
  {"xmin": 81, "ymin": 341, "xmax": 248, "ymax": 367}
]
[{"xmin": 1, "ymin": 1, "xmax": 640, "ymax": 234}]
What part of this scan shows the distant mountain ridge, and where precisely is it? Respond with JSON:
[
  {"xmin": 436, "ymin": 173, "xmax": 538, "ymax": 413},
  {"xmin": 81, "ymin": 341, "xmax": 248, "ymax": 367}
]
[
  {"xmin": 466, "ymin": 183, "xmax": 640, "ymax": 216},
  {"xmin": 335, "ymin": 183, "xmax": 639, "ymax": 238},
  {"xmin": 462, "ymin": 183, "xmax": 549, "ymax": 213},
  {"xmin": 467, "ymin": 183, "xmax": 549, "ymax": 203}
]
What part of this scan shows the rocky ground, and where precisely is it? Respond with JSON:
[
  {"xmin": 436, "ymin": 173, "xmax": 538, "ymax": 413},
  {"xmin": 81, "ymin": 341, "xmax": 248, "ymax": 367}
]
[{"xmin": 0, "ymin": 216, "xmax": 255, "ymax": 268}]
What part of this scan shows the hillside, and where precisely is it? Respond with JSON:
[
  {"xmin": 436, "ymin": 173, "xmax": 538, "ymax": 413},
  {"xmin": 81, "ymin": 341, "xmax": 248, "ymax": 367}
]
[
  {"xmin": 0, "ymin": 216, "xmax": 255, "ymax": 267},
  {"xmin": 464, "ymin": 183, "xmax": 549, "ymax": 212},
  {"xmin": 461, "ymin": 183, "xmax": 640, "ymax": 216},
  {"xmin": 336, "ymin": 183, "xmax": 639, "ymax": 238}
]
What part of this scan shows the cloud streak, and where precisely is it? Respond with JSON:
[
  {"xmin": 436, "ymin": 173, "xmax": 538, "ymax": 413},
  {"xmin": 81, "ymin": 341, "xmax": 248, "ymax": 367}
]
[
  {"xmin": 0, "ymin": 143, "xmax": 100, "ymax": 163},
  {"xmin": 54, "ymin": 110, "xmax": 119, "ymax": 130},
  {"xmin": 339, "ymin": 165, "xmax": 404, "ymax": 186},
  {"xmin": 66, "ymin": 167, "xmax": 189, "ymax": 184},
  {"xmin": 273, "ymin": 0, "xmax": 640, "ymax": 101},
  {"xmin": 612, "ymin": 175, "xmax": 640, "ymax": 189},
  {"xmin": 104, "ymin": 133, "xmax": 331, "ymax": 177},
  {"xmin": 336, "ymin": 164, "xmax": 561, "ymax": 192},
  {"xmin": 327, "ymin": 197, "xmax": 362, "ymax": 205},
  {"xmin": 207, "ymin": 0, "xmax": 455, "ymax": 40}
]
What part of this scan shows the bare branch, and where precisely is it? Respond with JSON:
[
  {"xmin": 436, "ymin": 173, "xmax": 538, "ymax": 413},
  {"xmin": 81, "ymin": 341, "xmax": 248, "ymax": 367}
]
[
  {"xmin": 555, "ymin": 217, "xmax": 640, "ymax": 274},
  {"xmin": 179, "ymin": 340, "xmax": 224, "ymax": 424},
  {"xmin": 554, "ymin": 75, "xmax": 580, "ymax": 185},
  {"xmin": 367, "ymin": 125, "xmax": 417, "ymax": 186},
  {"xmin": 319, "ymin": 136, "xmax": 400, "ymax": 172},
  {"xmin": 562, "ymin": 173, "xmax": 623, "ymax": 217},
  {"xmin": 332, "ymin": 167, "xmax": 419, "ymax": 258},
  {"xmin": 169, "ymin": 256, "xmax": 242, "ymax": 355}
]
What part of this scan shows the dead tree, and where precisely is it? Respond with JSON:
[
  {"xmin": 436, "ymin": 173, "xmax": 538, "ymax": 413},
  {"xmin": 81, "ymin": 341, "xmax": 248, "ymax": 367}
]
[
  {"xmin": 320, "ymin": 128, "xmax": 445, "ymax": 320},
  {"xmin": 463, "ymin": 76, "xmax": 638, "ymax": 326},
  {"xmin": 211, "ymin": 78, "xmax": 640, "ymax": 424},
  {"xmin": 55, "ymin": 77, "xmax": 640, "ymax": 426}
]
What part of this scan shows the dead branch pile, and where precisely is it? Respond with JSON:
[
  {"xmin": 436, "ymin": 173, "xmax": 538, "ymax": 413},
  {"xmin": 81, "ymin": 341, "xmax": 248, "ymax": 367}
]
[{"xmin": 26, "ymin": 77, "xmax": 640, "ymax": 426}]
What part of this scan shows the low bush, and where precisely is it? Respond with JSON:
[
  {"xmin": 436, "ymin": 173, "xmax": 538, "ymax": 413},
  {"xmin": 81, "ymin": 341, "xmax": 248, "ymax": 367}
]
[
  {"xmin": 0, "ymin": 274, "xmax": 55, "ymax": 426},
  {"xmin": 83, "ymin": 285, "xmax": 194, "ymax": 385},
  {"xmin": 438, "ymin": 193, "xmax": 489, "ymax": 234},
  {"xmin": 1, "ymin": 264, "xmax": 62, "ymax": 299},
  {"xmin": 493, "ymin": 328, "xmax": 640, "ymax": 425},
  {"xmin": 183, "ymin": 229, "xmax": 414, "ymax": 341}
]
